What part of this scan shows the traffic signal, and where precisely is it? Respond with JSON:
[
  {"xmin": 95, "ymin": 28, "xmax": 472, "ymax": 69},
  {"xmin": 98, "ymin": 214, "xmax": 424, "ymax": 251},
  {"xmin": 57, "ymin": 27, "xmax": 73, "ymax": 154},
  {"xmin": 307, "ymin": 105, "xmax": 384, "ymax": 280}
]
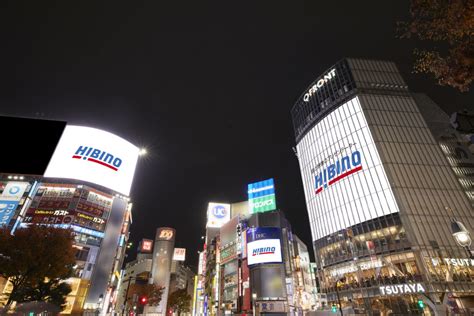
[
  {"xmin": 417, "ymin": 299, "xmax": 424, "ymax": 309},
  {"xmin": 139, "ymin": 296, "xmax": 148, "ymax": 305},
  {"xmin": 331, "ymin": 304, "xmax": 337, "ymax": 313}
]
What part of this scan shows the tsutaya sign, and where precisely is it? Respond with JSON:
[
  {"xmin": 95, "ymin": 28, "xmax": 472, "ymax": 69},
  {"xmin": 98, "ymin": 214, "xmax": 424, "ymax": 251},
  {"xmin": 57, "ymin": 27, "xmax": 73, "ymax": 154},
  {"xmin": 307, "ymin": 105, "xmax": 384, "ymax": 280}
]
[
  {"xmin": 303, "ymin": 69, "xmax": 336, "ymax": 102},
  {"xmin": 379, "ymin": 283, "xmax": 425, "ymax": 296},
  {"xmin": 432, "ymin": 258, "xmax": 474, "ymax": 267}
]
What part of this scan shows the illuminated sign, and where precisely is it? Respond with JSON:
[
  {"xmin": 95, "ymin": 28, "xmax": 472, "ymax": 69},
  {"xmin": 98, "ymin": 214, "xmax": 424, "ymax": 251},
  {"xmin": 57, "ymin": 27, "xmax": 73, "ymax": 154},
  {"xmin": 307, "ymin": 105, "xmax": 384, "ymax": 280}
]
[
  {"xmin": 329, "ymin": 260, "xmax": 383, "ymax": 277},
  {"xmin": 158, "ymin": 229, "xmax": 174, "ymax": 240},
  {"xmin": 379, "ymin": 283, "xmax": 425, "ymax": 296},
  {"xmin": 296, "ymin": 96, "xmax": 400, "ymax": 240},
  {"xmin": 247, "ymin": 227, "xmax": 282, "ymax": 265},
  {"xmin": 206, "ymin": 203, "xmax": 231, "ymax": 228},
  {"xmin": 0, "ymin": 181, "xmax": 29, "ymax": 226},
  {"xmin": 248, "ymin": 178, "xmax": 276, "ymax": 214},
  {"xmin": 303, "ymin": 69, "xmax": 336, "ymax": 102},
  {"xmin": 2, "ymin": 182, "xmax": 28, "ymax": 200},
  {"xmin": 315, "ymin": 150, "xmax": 362, "ymax": 194},
  {"xmin": 140, "ymin": 239, "xmax": 153, "ymax": 252},
  {"xmin": 432, "ymin": 258, "xmax": 474, "ymax": 267},
  {"xmin": 44, "ymin": 126, "xmax": 139, "ymax": 196},
  {"xmin": 72, "ymin": 145, "xmax": 123, "ymax": 171},
  {"xmin": 247, "ymin": 239, "xmax": 282, "ymax": 265},
  {"xmin": 0, "ymin": 201, "xmax": 18, "ymax": 226},
  {"xmin": 173, "ymin": 248, "xmax": 186, "ymax": 261}
]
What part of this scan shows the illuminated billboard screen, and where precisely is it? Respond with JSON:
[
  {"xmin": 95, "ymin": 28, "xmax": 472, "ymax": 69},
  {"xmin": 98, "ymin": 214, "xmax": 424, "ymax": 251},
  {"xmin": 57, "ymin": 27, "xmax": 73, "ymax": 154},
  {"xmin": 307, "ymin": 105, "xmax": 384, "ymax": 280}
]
[
  {"xmin": 206, "ymin": 203, "xmax": 231, "ymax": 228},
  {"xmin": 44, "ymin": 126, "xmax": 139, "ymax": 196},
  {"xmin": 296, "ymin": 96, "xmax": 400, "ymax": 241},
  {"xmin": 246, "ymin": 227, "xmax": 282, "ymax": 265},
  {"xmin": 247, "ymin": 178, "xmax": 276, "ymax": 214}
]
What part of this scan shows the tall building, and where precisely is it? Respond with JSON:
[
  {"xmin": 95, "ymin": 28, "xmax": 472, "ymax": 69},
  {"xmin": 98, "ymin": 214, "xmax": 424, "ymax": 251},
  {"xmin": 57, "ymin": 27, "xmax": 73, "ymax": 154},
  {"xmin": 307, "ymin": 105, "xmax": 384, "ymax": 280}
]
[
  {"xmin": 291, "ymin": 59, "xmax": 474, "ymax": 315},
  {"xmin": 0, "ymin": 116, "xmax": 139, "ymax": 314},
  {"xmin": 196, "ymin": 181, "xmax": 317, "ymax": 316}
]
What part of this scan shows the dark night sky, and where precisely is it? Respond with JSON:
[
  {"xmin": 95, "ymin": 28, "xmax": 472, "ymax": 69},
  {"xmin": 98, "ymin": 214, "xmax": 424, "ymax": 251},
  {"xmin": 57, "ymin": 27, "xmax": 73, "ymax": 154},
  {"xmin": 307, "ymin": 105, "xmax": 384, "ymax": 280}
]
[{"xmin": 1, "ymin": 1, "xmax": 472, "ymax": 269}]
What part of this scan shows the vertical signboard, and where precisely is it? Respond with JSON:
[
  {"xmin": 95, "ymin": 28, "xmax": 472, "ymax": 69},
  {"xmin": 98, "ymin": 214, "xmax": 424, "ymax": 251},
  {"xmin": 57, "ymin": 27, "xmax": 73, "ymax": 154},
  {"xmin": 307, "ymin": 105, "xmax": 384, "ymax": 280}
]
[
  {"xmin": 247, "ymin": 178, "xmax": 277, "ymax": 214},
  {"xmin": 149, "ymin": 227, "xmax": 176, "ymax": 314},
  {"xmin": 0, "ymin": 181, "xmax": 29, "ymax": 226}
]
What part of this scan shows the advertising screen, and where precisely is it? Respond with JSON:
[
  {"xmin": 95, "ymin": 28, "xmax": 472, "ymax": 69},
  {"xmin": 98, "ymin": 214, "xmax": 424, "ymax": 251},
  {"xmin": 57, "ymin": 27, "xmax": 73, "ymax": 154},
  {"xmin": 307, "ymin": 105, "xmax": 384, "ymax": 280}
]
[
  {"xmin": 173, "ymin": 248, "xmax": 186, "ymax": 261},
  {"xmin": 247, "ymin": 227, "xmax": 282, "ymax": 265},
  {"xmin": 247, "ymin": 178, "xmax": 276, "ymax": 214},
  {"xmin": 44, "ymin": 125, "xmax": 139, "ymax": 196},
  {"xmin": 206, "ymin": 203, "xmax": 231, "ymax": 228},
  {"xmin": 0, "ymin": 181, "xmax": 29, "ymax": 226},
  {"xmin": 296, "ymin": 96, "xmax": 400, "ymax": 241}
]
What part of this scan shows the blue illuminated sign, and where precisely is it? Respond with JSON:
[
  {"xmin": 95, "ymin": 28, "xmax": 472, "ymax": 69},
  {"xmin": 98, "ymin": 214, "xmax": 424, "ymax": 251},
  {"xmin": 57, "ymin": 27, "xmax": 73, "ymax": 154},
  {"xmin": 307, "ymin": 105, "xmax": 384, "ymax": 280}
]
[
  {"xmin": 247, "ymin": 227, "xmax": 281, "ymax": 242},
  {"xmin": 0, "ymin": 200, "xmax": 19, "ymax": 226},
  {"xmin": 248, "ymin": 178, "xmax": 275, "ymax": 199}
]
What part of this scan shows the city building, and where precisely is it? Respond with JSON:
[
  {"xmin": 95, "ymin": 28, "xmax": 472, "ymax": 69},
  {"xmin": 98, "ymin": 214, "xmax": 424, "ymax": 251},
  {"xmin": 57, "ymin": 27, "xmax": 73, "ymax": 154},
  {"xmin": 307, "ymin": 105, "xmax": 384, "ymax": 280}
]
[
  {"xmin": 195, "ymin": 179, "xmax": 317, "ymax": 316},
  {"xmin": 291, "ymin": 59, "xmax": 474, "ymax": 315},
  {"xmin": 0, "ymin": 116, "xmax": 140, "ymax": 315},
  {"xmin": 113, "ymin": 228, "xmax": 194, "ymax": 316}
]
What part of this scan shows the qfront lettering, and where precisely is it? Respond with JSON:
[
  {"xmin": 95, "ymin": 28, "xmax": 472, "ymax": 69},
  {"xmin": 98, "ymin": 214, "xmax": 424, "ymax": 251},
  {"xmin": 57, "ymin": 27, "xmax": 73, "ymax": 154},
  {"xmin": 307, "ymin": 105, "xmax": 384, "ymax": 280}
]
[
  {"xmin": 379, "ymin": 283, "xmax": 425, "ymax": 296},
  {"xmin": 315, "ymin": 150, "xmax": 362, "ymax": 194},
  {"xmin": 72, "ymin": 146, "xmax": 123, "ymax": 171},
  {"xmin": 303, "ymin": 69, "xmax": 336, "ymax": 102},
  {"xmin": 252, "ymin": 247, "xmax": 276, "ymax": 256}
]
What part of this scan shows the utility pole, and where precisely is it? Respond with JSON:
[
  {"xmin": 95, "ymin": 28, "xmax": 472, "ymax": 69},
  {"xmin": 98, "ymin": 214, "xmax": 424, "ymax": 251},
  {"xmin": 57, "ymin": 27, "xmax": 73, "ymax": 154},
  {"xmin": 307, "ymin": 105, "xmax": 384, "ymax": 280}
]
[{"xmin": 121, "ymin": 276, "xmax": 135, "ymax": 316}]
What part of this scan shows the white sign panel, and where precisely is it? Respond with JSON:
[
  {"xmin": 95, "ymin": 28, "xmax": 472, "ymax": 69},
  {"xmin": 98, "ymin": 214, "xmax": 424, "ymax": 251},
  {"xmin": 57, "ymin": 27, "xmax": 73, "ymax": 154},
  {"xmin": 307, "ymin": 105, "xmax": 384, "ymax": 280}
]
[
  {"xmin": 2, "ymin": 182, "xmax": 28, "ymax": 201},
  {"xmin": 247, "ymin": 239, "xmax": 282, "ymax": 265},
  {"xmin": 206, "ymin": 203, "xmax": 231, "ymax": 228},
  {"xmin": 44, "ymin": 126, "xmax": 139, "ymax": 196},
  {"xmin": 173, "ymin": 248, "xmax": 186, "ymax": 261}
]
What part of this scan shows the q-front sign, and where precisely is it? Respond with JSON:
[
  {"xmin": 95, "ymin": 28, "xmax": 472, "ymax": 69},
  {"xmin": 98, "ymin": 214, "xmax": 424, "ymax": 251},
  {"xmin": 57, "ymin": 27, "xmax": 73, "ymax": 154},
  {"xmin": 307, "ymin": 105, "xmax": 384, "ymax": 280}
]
[{"xmin": 303, "ymin": 69, "xmax": 336, "ymax": 102}]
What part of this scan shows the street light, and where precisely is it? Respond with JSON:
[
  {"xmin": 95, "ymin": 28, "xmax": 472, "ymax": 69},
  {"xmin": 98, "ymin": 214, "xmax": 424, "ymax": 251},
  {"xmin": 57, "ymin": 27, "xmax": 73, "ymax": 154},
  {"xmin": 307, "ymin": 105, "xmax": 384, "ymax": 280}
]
[
  {"xmin": 451, "ymin": 218, "xmax": 473, "ymax": 258},
  {"xmin": 252, "ymin": 293, "xmax": 257, "ymax": 316},
  {"xmin": 138, "ymin": 148, "xmax": 148, "ymax": 156}
]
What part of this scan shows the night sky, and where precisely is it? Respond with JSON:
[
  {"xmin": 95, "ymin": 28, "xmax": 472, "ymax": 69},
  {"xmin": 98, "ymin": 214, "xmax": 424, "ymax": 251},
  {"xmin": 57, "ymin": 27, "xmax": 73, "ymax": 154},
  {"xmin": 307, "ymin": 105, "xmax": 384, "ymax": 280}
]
[{"xmin": 2, "ymin": 1, "xmax": 473, "ymax": 269}]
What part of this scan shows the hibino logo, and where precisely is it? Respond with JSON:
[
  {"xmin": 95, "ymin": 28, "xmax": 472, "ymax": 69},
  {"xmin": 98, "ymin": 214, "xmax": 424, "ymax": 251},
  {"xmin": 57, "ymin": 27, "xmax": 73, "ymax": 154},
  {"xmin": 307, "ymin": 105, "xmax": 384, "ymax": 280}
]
[
  {"xmin": 72, "ymin": 146, "xmax": 122, "ymax": 171},
  {"xmin": 252, "ymin": 246, "xmax": 276, "ymax": 256},
  {"xmin": 315, "ymin": 150, "xmax": 362, "ymax": 194}
]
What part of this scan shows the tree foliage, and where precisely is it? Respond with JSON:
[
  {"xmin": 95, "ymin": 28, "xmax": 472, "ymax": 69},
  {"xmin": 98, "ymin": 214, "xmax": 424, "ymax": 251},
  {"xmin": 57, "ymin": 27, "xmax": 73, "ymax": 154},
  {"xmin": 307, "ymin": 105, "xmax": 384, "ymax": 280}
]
[
  {"xmin": 0, "ymin": 226, "xmax": 76, "ymax": 310},
  {"xmin": 398, "ymin": 0, "xmax": 473, "ymax": 91},
  {"xmin": 168, "ymin": 289, "xmax": 192, "ymax": 316},
  {"xmin": 124, "ymin": 283, "xmax": 164, "ymax": 309}
]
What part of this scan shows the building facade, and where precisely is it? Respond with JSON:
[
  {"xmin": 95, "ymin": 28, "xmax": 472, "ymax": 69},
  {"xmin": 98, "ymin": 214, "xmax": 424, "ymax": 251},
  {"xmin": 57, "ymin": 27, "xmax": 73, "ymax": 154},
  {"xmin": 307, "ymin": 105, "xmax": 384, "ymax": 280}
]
[
  {"xmin": 0, "ymin": 117, "xmax": 139, "ymax": 315},
  {"xmin": 291, "ymin": 59, "xmax": 474, "ymax": 315}
]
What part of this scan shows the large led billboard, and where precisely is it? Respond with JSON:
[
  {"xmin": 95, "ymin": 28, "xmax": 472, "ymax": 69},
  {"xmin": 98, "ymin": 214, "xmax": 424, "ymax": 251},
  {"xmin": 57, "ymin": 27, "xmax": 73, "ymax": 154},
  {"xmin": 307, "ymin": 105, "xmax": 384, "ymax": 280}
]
[
  {"xmin": 247, "ymin": 178, "xmax": 276, "ymax": 214},
  {"xmin": 247, "ymin": 227, "xmax": 282, "ymax": 265},
  {"xmin": 206, "ymin": 203, "xmax": 231, "ymax": 228},
  {"xmin": 44, "ymin": 126, "xmax": 139, "ymax": 196},
  {"xmin": 296, "ymin": 96, "xmax": 400, "ymax": 241}
]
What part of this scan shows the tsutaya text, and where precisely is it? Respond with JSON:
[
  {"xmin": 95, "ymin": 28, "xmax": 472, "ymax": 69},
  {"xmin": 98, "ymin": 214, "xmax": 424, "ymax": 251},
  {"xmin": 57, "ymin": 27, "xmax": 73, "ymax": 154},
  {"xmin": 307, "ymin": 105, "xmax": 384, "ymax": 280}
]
[
  {"xmin": 379, "ymin": 283, "xmax": 425, "ymax": 296},
  {"xmin": 303, "ymin": 69, "xmax": 336, "ymax": 102}
]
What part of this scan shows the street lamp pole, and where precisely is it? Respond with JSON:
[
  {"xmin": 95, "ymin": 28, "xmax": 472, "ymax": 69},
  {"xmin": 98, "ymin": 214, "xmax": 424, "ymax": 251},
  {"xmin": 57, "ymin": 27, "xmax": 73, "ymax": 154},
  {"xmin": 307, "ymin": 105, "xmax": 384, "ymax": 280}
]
[
  {"xmin": 121, "ymin": 276, "xmax": 135, "ymax": 316},
  {"xmin": 450, "ymin": 218, "xmax": 473, "ymax": 259}
]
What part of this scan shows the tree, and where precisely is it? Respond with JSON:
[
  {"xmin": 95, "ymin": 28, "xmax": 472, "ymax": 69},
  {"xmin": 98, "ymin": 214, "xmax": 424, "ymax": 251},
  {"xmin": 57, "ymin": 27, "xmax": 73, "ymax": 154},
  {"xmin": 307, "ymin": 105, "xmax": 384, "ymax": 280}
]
[
  {"xmin": 398, "ymin": 0, "xmax": 473, "ymax": 92},
  {"xmin": 168, "ymin": 289, "xmax": 192, "ymax": 316},
  {"xmin": 124, "ymin": 283, "xmax": 164, "ymax": 311},
  {"xmin": 0, "ymin": 226, "xmax": 76, "ymax": 310}
]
